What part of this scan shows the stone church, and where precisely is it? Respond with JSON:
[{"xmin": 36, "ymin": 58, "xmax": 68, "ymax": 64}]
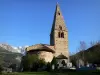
[{"xmin": 26, "ymin": 4, "xmax": 69, "ymax": 63}]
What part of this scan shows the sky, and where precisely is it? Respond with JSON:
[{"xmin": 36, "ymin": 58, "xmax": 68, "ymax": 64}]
[{"xmin": 0, "ymin": 0, "xmax": 100, "ymax": 53}]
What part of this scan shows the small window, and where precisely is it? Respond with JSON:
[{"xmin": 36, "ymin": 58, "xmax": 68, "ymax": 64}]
[
  {"xmin": 61, "ymin": 32, "xmax": 64, "ymax": 38},
  {"xmin": 58, "ymin": 12, "xmax": 60, "ymax": 15}
]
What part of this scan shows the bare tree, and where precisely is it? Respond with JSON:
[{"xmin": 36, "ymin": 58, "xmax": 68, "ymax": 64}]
[
  {"xmin": 76, "ymin": 41, "xmax": 87, "ymax": 66},
  {"xmin": 79, "ymin": 41, "xmax": 87, "ymax": 51}
]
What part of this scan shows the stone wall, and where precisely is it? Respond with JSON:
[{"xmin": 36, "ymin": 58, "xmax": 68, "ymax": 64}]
[
  {"xmin": 38, "ymin": 51, "xmax": 54, "ymax": 62},
  {"xmin": 54, "ymin": 30, "xmax": 69, "ymax": 58},
  {"xmin": 27, "ymin": 50, "xmax": 54, "ymax": 63}
]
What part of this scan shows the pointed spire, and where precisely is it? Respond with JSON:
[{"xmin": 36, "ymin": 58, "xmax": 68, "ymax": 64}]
[
  {"xmin": 50, "ymin": 4, "xmax": 67, "ymax": 35},
  {"xmin": 55, "ymin": 2, "xmax": 60, "ymax": 13}
]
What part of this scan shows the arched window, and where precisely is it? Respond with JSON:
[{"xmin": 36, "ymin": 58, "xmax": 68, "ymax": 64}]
[
  {"xmin": 62, "ymin": 60, "xmax": 66, "ymax": 66},
  {"xmin": 61, "ymin": 32, "xmax": 64, "ymax": 38},
  {"xmin": 58, "ymin": 32, "xmax": 60, "ymax": 38},
  {"xmin": 59, "ymin": 26, "xmax": 62, "ymax": 30}
]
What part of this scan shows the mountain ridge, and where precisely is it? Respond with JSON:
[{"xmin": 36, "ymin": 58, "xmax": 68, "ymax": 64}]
[{"xmin": 0, "ymin": 43, "xmax": 28, "ymax": 54}]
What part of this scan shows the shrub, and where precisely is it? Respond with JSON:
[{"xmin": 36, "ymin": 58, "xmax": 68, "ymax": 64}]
[{"xmin": 22, "ymin": 54, "xmax": 46, "ymax": 72}]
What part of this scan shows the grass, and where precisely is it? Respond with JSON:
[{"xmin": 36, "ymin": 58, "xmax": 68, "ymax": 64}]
[{"xmin": 1, "ymin": 70, "xmax": 100, "ymax": 75}]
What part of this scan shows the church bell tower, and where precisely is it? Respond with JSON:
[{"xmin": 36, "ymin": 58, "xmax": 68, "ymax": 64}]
[{"xmin": 50, "ymin": 3, "xmax": 69, "ymax": 59}]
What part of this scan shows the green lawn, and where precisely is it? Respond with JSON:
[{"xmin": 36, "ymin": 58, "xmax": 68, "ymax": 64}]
[
  {"xmin": 1, "ymin": 71, "xmax": 100, "ymax": 75},
  {"xmin": 18, "ymin": 71, "xmax": 100, "ymax": 75}
]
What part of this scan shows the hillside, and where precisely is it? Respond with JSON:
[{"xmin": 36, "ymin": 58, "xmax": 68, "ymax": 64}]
[
  {"xmin": 70, "ymin": 43, "xmax": 100, "ymax": 66},
  {"xmin": 0, "ymin": 46, "xmax": 22, "ymax": 68}
]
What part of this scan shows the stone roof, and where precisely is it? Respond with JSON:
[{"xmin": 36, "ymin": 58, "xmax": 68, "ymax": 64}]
[
  {"xmin": 56, "ymin": 54, "xmax": 68, "ymax": 59},
  {"xmin": 26, "ymin": 44, "xmax": 55, "ymax": 53}
]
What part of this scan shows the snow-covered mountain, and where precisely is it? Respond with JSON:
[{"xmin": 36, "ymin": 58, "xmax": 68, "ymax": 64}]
[{"xmin": 0, "ymin": 43, "xmax": 28, "ymax": 54}]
